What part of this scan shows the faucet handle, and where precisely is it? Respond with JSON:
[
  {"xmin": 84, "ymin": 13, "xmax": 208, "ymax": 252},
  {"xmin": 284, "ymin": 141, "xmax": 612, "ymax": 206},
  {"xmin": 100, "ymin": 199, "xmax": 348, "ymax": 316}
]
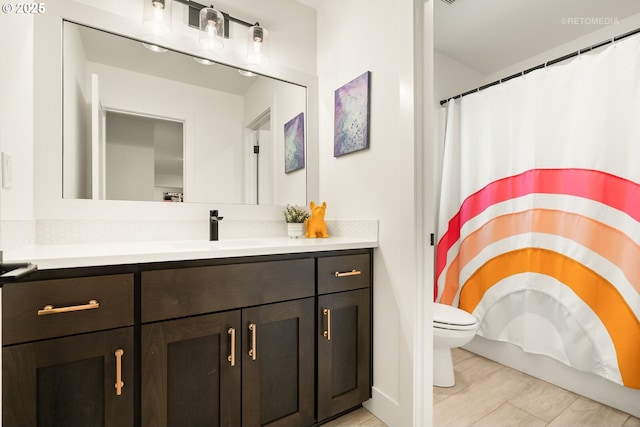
[{"xmin": 210, "ymin": 210, "xmax": 223, "ymax": 220}]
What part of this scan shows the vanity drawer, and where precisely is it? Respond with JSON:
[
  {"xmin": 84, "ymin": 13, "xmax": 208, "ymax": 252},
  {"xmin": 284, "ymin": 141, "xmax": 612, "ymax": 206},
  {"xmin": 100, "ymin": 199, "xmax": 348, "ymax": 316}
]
[
  {"xmin": 141, "ymin": 258, "xmax": 315, "ymax": 323},
  {"xmin": 318, "ymin": 253, "xmax": 371, "ymax": 295},
  {"xmin": 3, "ymin": 274, "xmax": 134, "ymax": 345}
]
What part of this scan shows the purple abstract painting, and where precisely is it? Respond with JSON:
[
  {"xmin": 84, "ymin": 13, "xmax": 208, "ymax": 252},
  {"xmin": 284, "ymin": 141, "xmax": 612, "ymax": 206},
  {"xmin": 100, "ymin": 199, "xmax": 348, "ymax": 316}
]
[
  {"xmin": 284, "ymin": 112, "xmax": 305, "ymax": 173},
  {"xmin": 334, "ymin": 71, "xmax": 371, "ymax": 157}
]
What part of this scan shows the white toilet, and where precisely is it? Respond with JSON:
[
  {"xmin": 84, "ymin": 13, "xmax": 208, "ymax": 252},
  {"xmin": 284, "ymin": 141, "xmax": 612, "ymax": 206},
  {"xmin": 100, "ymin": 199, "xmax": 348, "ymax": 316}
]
[{"xmin": 433, "ymin": 302, "xmax": 479, "ymax": 387}]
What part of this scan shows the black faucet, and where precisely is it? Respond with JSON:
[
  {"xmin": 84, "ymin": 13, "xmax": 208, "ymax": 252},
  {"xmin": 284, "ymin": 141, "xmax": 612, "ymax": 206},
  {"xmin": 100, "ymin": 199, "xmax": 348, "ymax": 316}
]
[{"xmin": 209, "ymin": 210, "xmax": 223, "ymax": 241}]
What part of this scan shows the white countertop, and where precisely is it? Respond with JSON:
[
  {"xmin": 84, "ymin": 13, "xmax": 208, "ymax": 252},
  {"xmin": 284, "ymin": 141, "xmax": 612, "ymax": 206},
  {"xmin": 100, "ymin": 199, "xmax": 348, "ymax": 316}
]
[{"xmin": 3, "ymin": 237, "xmax": 378, "ymax": 270}]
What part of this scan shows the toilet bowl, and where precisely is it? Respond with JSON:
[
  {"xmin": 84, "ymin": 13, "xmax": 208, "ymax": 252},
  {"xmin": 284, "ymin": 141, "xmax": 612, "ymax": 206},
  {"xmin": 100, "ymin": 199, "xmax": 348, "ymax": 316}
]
[{"xmin": 433, "ymin": 302, "xmax": 478, "ymax": 387}]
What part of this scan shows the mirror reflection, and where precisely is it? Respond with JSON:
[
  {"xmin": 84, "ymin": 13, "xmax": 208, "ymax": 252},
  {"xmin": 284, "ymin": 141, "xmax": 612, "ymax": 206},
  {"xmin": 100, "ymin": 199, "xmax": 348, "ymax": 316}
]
[{"xmin": 62, "ymin": 21, "xmax": 307, "ymax": 205}]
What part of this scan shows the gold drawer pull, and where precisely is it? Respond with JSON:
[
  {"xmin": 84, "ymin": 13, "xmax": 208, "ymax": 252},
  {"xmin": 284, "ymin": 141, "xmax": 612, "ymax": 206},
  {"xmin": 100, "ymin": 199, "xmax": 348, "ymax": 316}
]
[
  {"xmin": 334, "ymin": 269, "xmax": 362, "ymax": 278},
  {"xmin": 115, "ymin": 349, "xmax": 124, "ymax": 396},
  {"xmin": 37, "ymin": 299, "xmax": 100, "ymax": 316},
  {"xmin": 228, "ymin": 328, "xmax": 236, "ymax": 367},
  {"xmin": 323, "ymin": 308, "xmax": 331, "ymax": 341},
  {"xmin": 248, "ymin": 323, "xmax": 257, "ymax": 361}
]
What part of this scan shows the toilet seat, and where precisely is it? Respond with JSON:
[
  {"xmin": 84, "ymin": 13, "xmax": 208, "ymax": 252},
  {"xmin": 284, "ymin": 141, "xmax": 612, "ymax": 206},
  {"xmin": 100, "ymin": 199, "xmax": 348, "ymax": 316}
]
[{"xmin": 433, "ymin": 303, "xmax": 478, "ymax": 331}]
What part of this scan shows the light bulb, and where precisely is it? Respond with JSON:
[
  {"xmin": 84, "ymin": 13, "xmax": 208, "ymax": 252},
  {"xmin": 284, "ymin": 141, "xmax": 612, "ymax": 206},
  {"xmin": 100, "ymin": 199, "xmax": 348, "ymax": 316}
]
[{"xmin": 206, "ymin": 20, "xmax": 217, "ymax": 36}]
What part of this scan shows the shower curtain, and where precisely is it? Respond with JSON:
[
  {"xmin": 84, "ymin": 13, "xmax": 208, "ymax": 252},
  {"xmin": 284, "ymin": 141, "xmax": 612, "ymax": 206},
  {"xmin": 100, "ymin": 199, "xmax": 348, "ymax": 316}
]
[{"xmin": 436, "ymin": 34, "xmax": 640, "ymax": 389}]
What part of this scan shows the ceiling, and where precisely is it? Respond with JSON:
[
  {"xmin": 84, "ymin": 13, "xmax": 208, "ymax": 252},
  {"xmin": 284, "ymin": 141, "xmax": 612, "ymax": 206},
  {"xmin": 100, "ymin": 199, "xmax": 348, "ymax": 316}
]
[{"xmin": 435, "ymin": 0, "xmax": 640, "ymax": 75}]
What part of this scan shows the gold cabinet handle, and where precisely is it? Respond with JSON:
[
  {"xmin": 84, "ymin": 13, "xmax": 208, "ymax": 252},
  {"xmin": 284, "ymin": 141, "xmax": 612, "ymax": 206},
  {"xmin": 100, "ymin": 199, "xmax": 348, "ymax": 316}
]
[
  {"xmin": 323, "ymin": 308, "xmax": 331, "ymax": 341},
  {"xmin": 334, "ymin": 269, "xmax": 362, "ymax": 278},
  {"xmin": 115, "ymin": 349, "xmax": 124, "ymax": 396},
  {"xmin": 37, "ymin": 299, "xmax": 100, "ymax": 316},
  {"xmin": 248, "ymin": 323, "xmax": 257, "ymax": 361},
  {"xmin": 227, "ymin": 328, "xmax": 236, "ymax": 367}
]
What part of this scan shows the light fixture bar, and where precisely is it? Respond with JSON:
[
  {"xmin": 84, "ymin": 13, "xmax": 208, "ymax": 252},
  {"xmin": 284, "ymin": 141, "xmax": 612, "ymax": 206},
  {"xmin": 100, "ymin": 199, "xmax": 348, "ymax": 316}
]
[{"xmin": 173, "ymin": 0, "xmax": 256, "ymax": 38}]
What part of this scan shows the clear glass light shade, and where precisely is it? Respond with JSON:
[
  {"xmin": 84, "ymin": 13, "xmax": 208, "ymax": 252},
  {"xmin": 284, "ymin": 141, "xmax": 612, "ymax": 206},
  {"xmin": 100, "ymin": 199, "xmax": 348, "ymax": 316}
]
[
  {"xmin": 199, "ymin": 7, "xmax": 224, "ymax": 51},
  {"xmin": 247, "ymin": 24, "xmax": 269, "ymax": 65},
  {"xmin": 143, "ymin": 0, "xmax": 172, "ymax": 35}
]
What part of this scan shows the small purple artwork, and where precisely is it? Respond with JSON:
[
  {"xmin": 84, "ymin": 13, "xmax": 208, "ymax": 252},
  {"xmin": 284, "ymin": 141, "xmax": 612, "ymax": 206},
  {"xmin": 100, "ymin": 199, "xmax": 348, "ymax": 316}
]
[
  {"xmin": 334, "ymin": 71, "xmax": 371, "ymax": 157},
  {"xmin": 284, "ymin": 112, "xmax": 305, "ymax": 173}
]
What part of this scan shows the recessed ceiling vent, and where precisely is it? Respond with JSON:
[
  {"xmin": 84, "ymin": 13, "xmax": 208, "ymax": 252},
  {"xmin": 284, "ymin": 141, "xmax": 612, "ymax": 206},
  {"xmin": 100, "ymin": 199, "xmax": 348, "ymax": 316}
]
[{"xmin": 441, "ymin": 0, "xmax": 457, "ymax": 4}]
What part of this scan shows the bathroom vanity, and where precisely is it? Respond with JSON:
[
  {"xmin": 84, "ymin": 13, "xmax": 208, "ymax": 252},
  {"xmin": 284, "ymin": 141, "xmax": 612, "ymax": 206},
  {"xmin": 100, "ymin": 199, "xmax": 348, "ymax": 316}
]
[{"xmin": 1, "ymin": 239, "xmax": 374, "ymax": 427}]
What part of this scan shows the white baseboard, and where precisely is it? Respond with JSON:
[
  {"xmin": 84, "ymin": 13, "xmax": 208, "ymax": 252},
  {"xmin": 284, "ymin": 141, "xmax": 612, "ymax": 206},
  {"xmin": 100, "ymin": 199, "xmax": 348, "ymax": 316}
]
[{"xmin": 363, "ymin": 386, "xmax": 403, "ymax": 427}]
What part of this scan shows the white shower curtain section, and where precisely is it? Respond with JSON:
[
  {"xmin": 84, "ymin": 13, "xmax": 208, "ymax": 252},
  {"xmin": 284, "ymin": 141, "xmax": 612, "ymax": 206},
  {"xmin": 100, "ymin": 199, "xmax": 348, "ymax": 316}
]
[{"xmin": 436, "ymin": 35, "xmax": 640, "ymax": 389}]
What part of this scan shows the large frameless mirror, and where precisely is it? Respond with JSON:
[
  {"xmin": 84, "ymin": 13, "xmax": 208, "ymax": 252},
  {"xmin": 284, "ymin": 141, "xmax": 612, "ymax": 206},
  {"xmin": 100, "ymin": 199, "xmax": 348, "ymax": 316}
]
[{"xmin": 62, "ymin": 21, "xmax": 307, "ymax": 205}]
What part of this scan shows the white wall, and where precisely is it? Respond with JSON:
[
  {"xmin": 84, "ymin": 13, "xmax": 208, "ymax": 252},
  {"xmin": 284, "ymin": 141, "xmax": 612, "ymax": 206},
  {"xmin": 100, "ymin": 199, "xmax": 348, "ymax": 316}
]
[
  {"xmin": 0, "ymin": 14, "xmax": 34, "ymax": 221},
  {"xmin": 316, "ymin": 1, "xmax": 427, "ymax": 425},
  {"xmin": 434, "ymin": 51, "xmax": 486, "ymax": 104}
]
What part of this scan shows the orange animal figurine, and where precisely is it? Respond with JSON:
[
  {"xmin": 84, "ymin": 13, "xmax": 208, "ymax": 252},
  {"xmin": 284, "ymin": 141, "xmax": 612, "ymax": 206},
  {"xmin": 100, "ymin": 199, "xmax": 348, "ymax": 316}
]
[{"xmin": 305, "ymin": 201, "xmax": 329, "ymax": 238}]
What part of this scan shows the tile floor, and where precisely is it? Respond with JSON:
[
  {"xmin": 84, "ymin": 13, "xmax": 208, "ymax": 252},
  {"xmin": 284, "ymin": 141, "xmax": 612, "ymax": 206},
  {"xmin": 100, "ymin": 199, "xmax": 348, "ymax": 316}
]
[
  {"xmin": 326, "ymin": 348, "xmax": 640, "ymax": 426},
  {"xmin": 322, "ymin": 407, "xmax": 387, "ymax": 427},
  {"xmin": 434, "ymin": 348, "xmax": 640, "ymax": 427}
]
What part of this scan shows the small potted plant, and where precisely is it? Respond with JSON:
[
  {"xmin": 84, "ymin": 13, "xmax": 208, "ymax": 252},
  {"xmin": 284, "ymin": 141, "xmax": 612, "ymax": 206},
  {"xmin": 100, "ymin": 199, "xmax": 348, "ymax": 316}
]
[{"xmin": 283, "ymin": 204, "xmax": 309, "ymax": 238}]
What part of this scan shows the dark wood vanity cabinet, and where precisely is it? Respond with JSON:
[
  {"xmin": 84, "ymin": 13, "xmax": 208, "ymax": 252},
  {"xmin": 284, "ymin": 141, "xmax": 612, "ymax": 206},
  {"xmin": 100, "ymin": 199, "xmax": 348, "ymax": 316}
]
[
  {"xmin": 141, "ymin": 310, "xmax": 242, "ymax": 427},
  {"xmin": 2, "ymin": 274, "xmax": 135, "ymax": 427},
  {"xmin": 241, "ymin": 298, "xmax": 315, "ymax": 427},
  {"xmin": 2, "ymin": 249, "xmax": 373, "ymax": 427},
  {"xmin": 316, "ymin": 254, "xmax": 372, "ymax": 422},
  {"xmin": 140, "ymin": 259, "xmax": 316, "ymax": 427}
]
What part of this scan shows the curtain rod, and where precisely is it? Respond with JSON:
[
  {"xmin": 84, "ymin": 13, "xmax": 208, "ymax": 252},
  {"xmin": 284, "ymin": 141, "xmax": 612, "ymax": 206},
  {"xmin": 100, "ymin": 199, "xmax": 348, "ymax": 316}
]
[{"xmin": 439, "ymin": 26, "xmax": 640, "ymax": 106}]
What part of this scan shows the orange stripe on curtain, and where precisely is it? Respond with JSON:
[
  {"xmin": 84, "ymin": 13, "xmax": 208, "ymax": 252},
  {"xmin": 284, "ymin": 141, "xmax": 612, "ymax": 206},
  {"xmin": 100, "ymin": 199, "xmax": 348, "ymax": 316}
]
[
  {"xmin": 440, "ymin": 209, "xmax": 640, "ymax": 305},
  {"xmin": 459, "ymin": 248, "xmax": 640, "ymax": 388}
]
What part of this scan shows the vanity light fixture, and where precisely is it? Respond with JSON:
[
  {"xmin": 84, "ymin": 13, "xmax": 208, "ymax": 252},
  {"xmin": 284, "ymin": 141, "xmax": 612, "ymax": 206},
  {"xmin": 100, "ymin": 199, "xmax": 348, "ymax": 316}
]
[
  {"xmin": 173, "ymin": 0, "xmax": 267, "ymax": 58},
  {"xmin": 143, "ymin": 0, "xmax": 172, "ymax": 35}
]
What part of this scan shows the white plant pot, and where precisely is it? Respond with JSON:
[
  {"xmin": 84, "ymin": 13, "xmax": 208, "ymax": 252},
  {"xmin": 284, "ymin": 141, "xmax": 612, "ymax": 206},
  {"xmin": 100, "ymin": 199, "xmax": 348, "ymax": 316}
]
[{"xmin": 287, "ymin": 223, "xmax": 305, "ymax": 238}]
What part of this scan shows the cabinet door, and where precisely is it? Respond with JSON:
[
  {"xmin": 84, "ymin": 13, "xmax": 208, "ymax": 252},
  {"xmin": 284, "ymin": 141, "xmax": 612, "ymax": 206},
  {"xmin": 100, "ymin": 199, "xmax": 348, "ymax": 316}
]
[
  {"xmin": 242, "ymin": 298, "xmax": 315, "ymax": 427},
  {"xmin": 318, "ymin": 289, "xmax": 371, "ymax": 421},
  {"xmin": 141, "ymin": 311, "xmax": 241, "ymax": 427},
  {"xmin": 3, "ymin": 327, "xmax": 134, "ymax": 427}
]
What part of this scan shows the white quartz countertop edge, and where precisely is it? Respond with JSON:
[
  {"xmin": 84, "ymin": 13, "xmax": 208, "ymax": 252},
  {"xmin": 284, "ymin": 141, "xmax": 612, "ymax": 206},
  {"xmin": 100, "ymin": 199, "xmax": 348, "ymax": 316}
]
[{"xmin": 4, "ymin": 237, "xmax": 379, "ymax": 270}]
